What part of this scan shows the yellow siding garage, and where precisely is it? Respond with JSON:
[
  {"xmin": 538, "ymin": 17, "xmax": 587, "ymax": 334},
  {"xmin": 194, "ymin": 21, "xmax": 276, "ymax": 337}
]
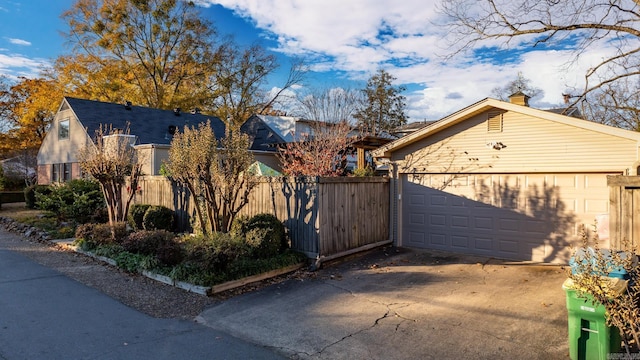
[{"xmin": 400, "ymin": 173, "xmax": 616, "ymax": 263}]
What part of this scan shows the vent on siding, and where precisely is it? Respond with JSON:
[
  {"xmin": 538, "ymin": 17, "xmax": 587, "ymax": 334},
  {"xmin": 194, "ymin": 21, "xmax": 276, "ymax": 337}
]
[{"xmin": 487, "ymin": 112, "xmax": 503, "ymax": 132}]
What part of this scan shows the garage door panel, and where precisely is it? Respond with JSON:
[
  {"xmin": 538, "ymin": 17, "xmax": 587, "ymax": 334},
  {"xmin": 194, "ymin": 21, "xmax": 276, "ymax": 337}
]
[
  {"xmin": 553, "ymin": 175, "xmax": 578, "ymax": 188},
  {"xmin": 451, "ymin": 197, "xmax": 467, "ymax": 207},
  {"xmin": 429, "ymin": 233, "xmax": 446, "ymax": 246},
  {"xmin": 498, "ymin": 218, "xmax": 519, "ymax": 232},
  {"xmin": 430, "ymin": 194, "xmax": 447, "ymax": 206},
  {"xmin": 473, "ymin": 217, "xmax": 494, "ymax": 231},
  {"xmin": 409, "ymin": 213, "xmax": 424, "ymax": 226},
  {"xmin": 401, "ymin": 173, "xmax": 612, "ymax": 263},
  {"xmin": 474, "ymin": 237, "xmax": 493, "ymax": 251},
  {"xmin": 408, "ymin": 231, "xmax": 426, "ymax": 246},
  {"xmin": 585, "ymin": 199, "xmax": 608, "ymax": 213},
  {"xmin": 429, "ymin": 214, "xmax": 446, "ymax": 226},
  {"xmin": 409, "ymin": 193, "xmax": 425, "ymax": 206},
  {"xmin": 498, "ymin": 239, "xmax": 519, "ymax": 254},
  {"xmin": 451, "ymin": 215, "xmax": 468, "ymax": 228},
  {"xmin": 451, "ymin": 235, "xmax": 469, "ymax": 248},
  {"xmin": 586, "ymin": 174, "xmax": 607, "ymax": 187}
]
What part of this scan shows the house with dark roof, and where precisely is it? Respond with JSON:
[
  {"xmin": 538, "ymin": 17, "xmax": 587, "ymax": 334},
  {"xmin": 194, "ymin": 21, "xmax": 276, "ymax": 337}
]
[{"xmin": 36, "ymin": 97, "xmax": 284, "ymax": 184}]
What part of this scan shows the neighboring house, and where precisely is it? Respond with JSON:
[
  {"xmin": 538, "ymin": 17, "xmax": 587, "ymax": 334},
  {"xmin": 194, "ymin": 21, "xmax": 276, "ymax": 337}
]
[
  {"xmin": 254, "ymin": 114, "xmax": 394, "ymax": 170},
  {"xmin": 390, "ymin": 120, "xmax": 437, "ymax": 138},
  {"xmin": 37, "ymin": 97, "xmax": 284, "ymax": 184},
  {"xmin": 372, "ymin": 93, "xmax": 640, "ymax": 264},
  {"xmin": 1, "ymin": 154, "xmax": 37, "ymax": 184}
]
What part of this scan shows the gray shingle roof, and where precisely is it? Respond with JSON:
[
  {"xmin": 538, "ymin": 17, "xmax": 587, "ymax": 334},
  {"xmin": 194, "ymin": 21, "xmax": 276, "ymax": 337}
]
[
  {"xmin": 65, "ymin": 97, "xmax": 283, "ymax": 151},
  {"xmin": 241, "ymin": 115, "xmax": 286, "ymax": 151}
]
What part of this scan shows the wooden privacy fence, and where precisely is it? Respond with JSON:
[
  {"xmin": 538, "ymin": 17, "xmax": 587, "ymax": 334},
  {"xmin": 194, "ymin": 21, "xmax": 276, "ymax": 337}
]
[
  {"xmin": 130, "ymin": 176, "xmax": 391, "ymax": 259},
  {"xmin": 608, "ymin": 175, "xmax": 640, "ymax": 249}
]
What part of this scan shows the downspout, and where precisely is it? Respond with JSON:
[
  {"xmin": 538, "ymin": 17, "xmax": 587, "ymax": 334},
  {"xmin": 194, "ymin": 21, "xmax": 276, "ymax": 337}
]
[
  {"xmin": 150, "ymin": 145, "xmax": 156, "ymax": 176},
  {"xmin": 390, "ymin": 162, "xmax": 399, "ymax": 246}
]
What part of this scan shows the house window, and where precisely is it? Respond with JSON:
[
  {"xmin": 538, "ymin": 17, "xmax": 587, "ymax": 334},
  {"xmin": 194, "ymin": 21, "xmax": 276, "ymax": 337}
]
[
  {"xmin": 51, "ymin": 163, "xmax": 71, "ymax": 182},
  {"xmin": 63, "ymin": 163, "xmax": 71, "ymax": 182},
  {"xmin": 487, "ymin": 112, "xmax": 503, "ymax": 132},
  {"xmin": 51, "ymin": 164, "xmax": 59, "ymax": 182},
  {"xmin": 59, "ymin": 118, "xmax": 70, "ymax": 140}
]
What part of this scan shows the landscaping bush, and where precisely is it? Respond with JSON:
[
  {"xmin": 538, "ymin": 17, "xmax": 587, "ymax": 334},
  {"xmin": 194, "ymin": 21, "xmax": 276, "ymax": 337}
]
[
  {"xmin": 127, "ymin": 204, "xmax": 151, "ymax": 230},
  {"xmin": 122, "ymin": 230, "xmax": 184, "ymax": 266},
  {"xmin": 352, "ymin": 165, "xmax": 375, "ymax": 177},
  {"xmin": 74, "ymin": 222, "xmax": 128, "ymax": 247},
  {"xmin": 244, "ymin": 213, "xmax": 287, "ymax": 259},
  {"xmin": 156, "ymin": 240, "xmax": 184, "ymax": 266},
  {"xmin": 122, "ymin": 230, "xmax": 168, "ymax": 255},
  {"xmin": 75, "ymin": 223, "xmax": 95, "ymax": 241},
  {"xmin": 24, "ymin": 184, "xmax": 51, "ymax": 209},
  {"xmin": 229, "ymin": 215, "xmax": 250, "ymax": 238},
  {"xmin": 183, "ymin": 233, "xmax": 249, "ymax": 273},
  {"xmin": 35, "ymin": 179, "xmax": 105, "ymax": 223},
  {"xmin": 142, "ymin": 205, "xmax": 174, "ymax": 231}
]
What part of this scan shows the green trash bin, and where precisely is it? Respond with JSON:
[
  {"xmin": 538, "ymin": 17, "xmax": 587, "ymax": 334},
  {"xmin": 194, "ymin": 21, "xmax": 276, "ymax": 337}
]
[{"xmin": 562, "ymin": 279, "xmax": 623, "ymax": 360}]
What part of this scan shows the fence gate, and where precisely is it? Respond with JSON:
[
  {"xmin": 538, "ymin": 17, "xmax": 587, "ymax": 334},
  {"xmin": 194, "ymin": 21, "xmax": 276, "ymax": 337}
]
[{"xmin": 608, "ymin": 175, "xmax": 640, "ymax": 249}]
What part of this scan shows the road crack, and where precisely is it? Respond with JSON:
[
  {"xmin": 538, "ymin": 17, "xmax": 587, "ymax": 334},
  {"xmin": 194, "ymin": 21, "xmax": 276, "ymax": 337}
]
[{"xmin": 314, "ymin": 283, "xmax": 417, "ymax": 357}]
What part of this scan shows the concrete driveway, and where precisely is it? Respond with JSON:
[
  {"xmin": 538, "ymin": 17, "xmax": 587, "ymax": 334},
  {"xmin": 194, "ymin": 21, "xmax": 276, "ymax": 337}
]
[{"xmin": 197, "ymin": 247, "xmax": 570, "ymax": 359}]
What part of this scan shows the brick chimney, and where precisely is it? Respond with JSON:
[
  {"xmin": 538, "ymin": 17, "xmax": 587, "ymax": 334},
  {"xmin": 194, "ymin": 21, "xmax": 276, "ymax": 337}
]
[{"xmin": 508, "ymin": 91, "xmax": 530, "ymax": 107}]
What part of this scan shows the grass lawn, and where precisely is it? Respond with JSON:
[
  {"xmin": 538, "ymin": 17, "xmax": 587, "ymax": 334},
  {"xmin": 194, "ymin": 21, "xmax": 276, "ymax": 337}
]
[
  {"xmin": 0, "ymin": 202, "xmax": 76, "ymax": 239},
  {"xmin": 0, "ymin": 202, "xmax": 44, "ymax": 220}
]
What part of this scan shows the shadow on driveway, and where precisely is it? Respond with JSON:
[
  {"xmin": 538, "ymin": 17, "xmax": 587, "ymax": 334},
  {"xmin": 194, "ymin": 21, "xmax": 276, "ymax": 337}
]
[{"xmin": 198, "ymin": 246, "xmax": 569, "ymax": 360}]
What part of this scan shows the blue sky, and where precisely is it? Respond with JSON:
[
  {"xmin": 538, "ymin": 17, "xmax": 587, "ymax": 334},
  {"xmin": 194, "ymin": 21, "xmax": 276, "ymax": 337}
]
[{"xmin": 0, "ymin": 0, "xmax": 610, "ymax": 120}]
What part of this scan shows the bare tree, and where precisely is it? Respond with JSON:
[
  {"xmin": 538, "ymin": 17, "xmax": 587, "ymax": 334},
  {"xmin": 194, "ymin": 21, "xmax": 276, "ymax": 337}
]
[
  {"xmin": 78, "ymin": 125, "xmax": 143, "ymax": 238},
  {"xmin": 581, "ymin": 78, "xmax": 640, "ymax": 130},
  {"xmin": 439, "ymin": 0, "xmax": 640, "ymax": 115},
  {"xmin": 259, "ymin": 58, "xmax": 308, "ymax": 116},
  {"xmin": 491, "ymin": 72, "xmax": 543, "ymax": 101},
  {"xmin": 277, "ymin": 120, "xmax": 357, "ymax": 177},
  {"xmin": 292, "ymin": 87, "xmax": 362, "ymax": 123}
]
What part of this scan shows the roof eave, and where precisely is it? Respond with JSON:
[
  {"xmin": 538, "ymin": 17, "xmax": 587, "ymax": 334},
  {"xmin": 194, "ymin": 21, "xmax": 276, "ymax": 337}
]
[{"xmin": 372, "ymin": 97, "xmax": 640, "ymax": 158}]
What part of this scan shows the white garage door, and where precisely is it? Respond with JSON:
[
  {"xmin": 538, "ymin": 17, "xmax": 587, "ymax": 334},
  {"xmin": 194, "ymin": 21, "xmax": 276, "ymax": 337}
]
[{"xmin": 400, "ymin": 173, "xmax": 613, "ymax": 263}]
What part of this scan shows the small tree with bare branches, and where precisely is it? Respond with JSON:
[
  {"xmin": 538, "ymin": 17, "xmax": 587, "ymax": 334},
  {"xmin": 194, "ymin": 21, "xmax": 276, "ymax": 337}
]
[
  {"xmin": 277, "ymin": 120, "xmax": 357, "ymax": 177},
  {"xmin": 77, "ymin": 125, "xmax": 142, "ymax": 238}
]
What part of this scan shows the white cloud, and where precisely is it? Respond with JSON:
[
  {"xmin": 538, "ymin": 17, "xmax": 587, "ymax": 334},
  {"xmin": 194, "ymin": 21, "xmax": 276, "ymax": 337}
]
[
  {"xmin": 0, "ymin": 53, "xmax": 50, "ymax": 79},
  {"xmin": 192, "ymin": 1, "xmax": 623, "ymax": 120},
  {"xmin": 6, "ymin": 38, "xmax": 31, "ymax": 46}
]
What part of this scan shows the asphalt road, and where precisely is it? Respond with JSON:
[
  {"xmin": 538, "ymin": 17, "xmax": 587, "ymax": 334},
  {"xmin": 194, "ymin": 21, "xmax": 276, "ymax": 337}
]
[{"xmin": 0, "ymin": 234, "xmax": 284, "ymax": 360}]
